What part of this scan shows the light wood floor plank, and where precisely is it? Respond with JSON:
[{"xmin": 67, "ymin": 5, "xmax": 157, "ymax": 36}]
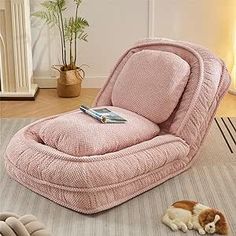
[
  {"xmin": 216, "ymin": 93, "xmax": 236, "ymax": 117},
  {"xmin": 0, "ymin": 89, "xmax": 235, "ymax": 118},
  {"xmin": 1, "ymin": 89, "xmax": 99, "ymax": 118}
]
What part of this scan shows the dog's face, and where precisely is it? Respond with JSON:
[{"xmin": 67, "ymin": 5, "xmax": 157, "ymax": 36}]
[
  {"xmin": 199, "ymin": 209, "xmax": 228, "ymax": 235},
  {"xmin": 204, "ymin": 215, "xmax": 219, "ymax": 234}
]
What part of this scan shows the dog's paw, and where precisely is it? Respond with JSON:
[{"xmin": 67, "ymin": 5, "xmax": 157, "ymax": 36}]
[
  {"xmin": 198, "ymin": 228, "xmax": 206, "ymax": 235},
  {"xmin": 170, "ymin": 224, "xmax": 178, "ymax": 231},
  {"xmin": 187, "ymin": 222, "xmax": 193, "ymax": 230},
  {"xmin": 180, "ymin": 224, "xmax": 188, "ymax": 233}
]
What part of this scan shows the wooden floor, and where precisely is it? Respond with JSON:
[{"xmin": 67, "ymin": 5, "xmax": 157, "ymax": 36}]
[
  {"xmin": 215, "ymin": 92, "xmax": 236, "ymax": 117},
  {"xmin": 1, "ymin": 89, "xmax": 236, "ymax": 118},
  {"xmin": 1, "ymin": 89, "xmax": 99, "ymax": 118}
]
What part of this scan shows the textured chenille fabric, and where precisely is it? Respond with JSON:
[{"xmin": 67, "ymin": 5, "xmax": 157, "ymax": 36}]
[
  {"xmin": 39, "ymin": 107, "xmax": 160, "ymax": 156},
  {"xmin": 112, "ymin": 50, "xmax": 190, "ymax": 123},
  {"xmin": 6, "ymin": 128, "xmax": 189, "ymax": 214},
  {"xmin": 5, "ymin": 38, "xmax": 231, "ymax": 214}
]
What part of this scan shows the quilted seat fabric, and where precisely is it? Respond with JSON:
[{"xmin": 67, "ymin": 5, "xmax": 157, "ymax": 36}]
[
  {"xmin": 5, "ymin": 38, "xmax": 231, "ymax": 214},
  {"xmin": 38, "ymin": 106, "xmax": 160, "ymax": 156}
]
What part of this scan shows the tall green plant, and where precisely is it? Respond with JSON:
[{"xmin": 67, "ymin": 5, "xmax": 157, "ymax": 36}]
[{"xmin": 33, "ymin": 0, "xmax": 89, "ymax": 71}]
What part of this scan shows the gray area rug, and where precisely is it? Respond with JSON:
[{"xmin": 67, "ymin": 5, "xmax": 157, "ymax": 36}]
[{"xmin": 0, "ymin": 118, "xmax": 235, "ymax": 236}]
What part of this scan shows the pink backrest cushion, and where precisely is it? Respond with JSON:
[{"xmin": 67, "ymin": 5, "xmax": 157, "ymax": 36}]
[{"xmin": 111, "ymin": 50, "xmax": 190, "ymax": 123}]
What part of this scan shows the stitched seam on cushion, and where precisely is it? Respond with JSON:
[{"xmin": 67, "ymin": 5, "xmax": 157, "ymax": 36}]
[
  {"xmin": 184, "ymin": 63, "xmax": 230, "ymax": 152},
  {"xmin": 27, "ymin": 137, "xmax": 178, "ymax": 160},
  {"xmin": 203, "ymin": 64, "xmax": 226, "ymax": 116},
  {"xmin": 185, "ymin": 64, "xmax": 231, "ymax": 159},
  {"xmin": 5, "ymin": 152, "xmax": 188, "ymax": 192},
  {"xmin": 176, "ymin": 59, "xmax": 224, "ymax": 138},
  {"xmin": 208, "ymin": 64, "xmax": 230, "ymax": 112},
  {"xmin": 6, "ymin": 159, "xmax": 188, "ymax": 214},
  {"xmin": 23, "ymin": 135, "xmax": 188, "ymax": 163}
]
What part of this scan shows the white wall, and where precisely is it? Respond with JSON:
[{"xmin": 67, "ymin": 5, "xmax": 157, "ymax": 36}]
[
  {"xmin": 31, "ymin": 0, "xmax": 236, "ymax": 88},
  {"xmin": 31, "ymin": 0, "xmax": 150, "ymax": 88},
  {"xmin": 155, "ymin": 0, "xmax": 236, "ymax": 71}
]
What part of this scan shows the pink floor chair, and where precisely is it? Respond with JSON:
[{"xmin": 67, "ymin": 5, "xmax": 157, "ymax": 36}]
[{"xmin": 5, "ymin": 38, "xmax": 231, "ymax": 214}]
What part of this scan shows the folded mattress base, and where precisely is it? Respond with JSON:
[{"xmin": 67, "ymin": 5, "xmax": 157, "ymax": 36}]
[
  {"xmin": 5, "ymin": 124, "xmax": 189, "ymax": 214},
  {"xmin": 5, "ymin": 156, "xmax": 188, "ymax": 214}
]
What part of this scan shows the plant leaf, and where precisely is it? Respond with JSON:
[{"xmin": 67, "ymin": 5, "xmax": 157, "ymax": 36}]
[
  {"xmin": 32, "ymin": 10, "xmax": 58, "ymax": 26},
  {"xmin": 78, "ymin": 31, "xmax": 88, "ymax": 41}
]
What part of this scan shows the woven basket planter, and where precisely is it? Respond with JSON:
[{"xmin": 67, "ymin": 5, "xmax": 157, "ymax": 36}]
[{"xmin": 57, "ymin": 69, "xmax": 84, "ymax": 98}]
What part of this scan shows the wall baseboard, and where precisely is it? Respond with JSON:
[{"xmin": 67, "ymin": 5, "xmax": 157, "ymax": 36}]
[
  {"xmin": 34, "ymin": 76, "xmax": 107, "ymax": 89},
  {"xmin": 0, "ymin": 84, "xmax": 38, "ymax": 100}
]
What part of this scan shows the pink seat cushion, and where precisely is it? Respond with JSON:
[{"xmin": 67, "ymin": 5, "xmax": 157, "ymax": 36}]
[
  {"xmin": 111, "ymin": 50, "xmax": 190, "ymax": 123},
  {"xmin": 39, "ymin": 106, "xmax": 160, "ymax": 157}
]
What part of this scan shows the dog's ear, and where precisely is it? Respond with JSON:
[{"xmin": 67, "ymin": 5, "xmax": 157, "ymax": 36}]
[
  {"xmin": 216, "ymin": 222, "xmax": 228, "ymax": 235},
  {"xmin": 215, "ymin": 211, "xmax": 228, "ymax": 235},
  {"xmin": 199, "ymin": 209, "xmax": 215, "ymax": 227}
]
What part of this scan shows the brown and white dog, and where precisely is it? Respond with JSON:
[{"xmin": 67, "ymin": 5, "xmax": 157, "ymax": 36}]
[{"xmin": 162, "ymin": 200, "xmax": 228, "ymax": 235}]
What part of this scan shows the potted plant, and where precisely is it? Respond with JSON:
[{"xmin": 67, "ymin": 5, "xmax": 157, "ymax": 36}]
[{"xmin": 33, "ymin": 0, "xmax": 89, "ymax": 97}]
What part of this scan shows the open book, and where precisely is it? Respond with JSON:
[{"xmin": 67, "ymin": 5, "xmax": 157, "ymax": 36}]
[{"xmin": 80, "ymin": 105, "xmax": 127, "ymax": 124}]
